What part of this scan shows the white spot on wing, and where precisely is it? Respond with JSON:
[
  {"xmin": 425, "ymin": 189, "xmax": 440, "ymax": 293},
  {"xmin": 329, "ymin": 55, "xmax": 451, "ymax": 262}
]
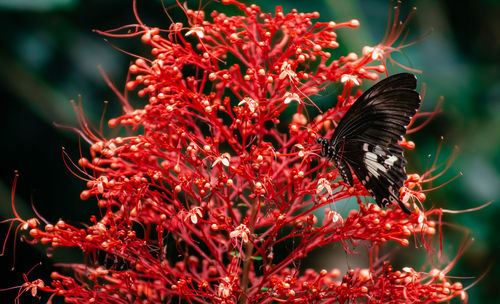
[
  {"xmin": 365, "ymin": 152, "xmax": 377, "ymax": 161},
  {"xmin": 385, "ymin": 155, "xmax": 398, "ymax": 166},
  {"xmin": 364, "ymin": 152, "xmax": 387, "ymax": 178},
  {"xmin": 374, "ymin": 145, "xmax": 385, "ymax": 155}
]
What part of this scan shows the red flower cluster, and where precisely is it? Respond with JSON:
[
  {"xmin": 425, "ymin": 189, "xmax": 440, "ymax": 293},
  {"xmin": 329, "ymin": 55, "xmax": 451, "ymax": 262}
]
[{"xmin": 8, "ymin": 1, "xmax": 469, "ymax": 303}]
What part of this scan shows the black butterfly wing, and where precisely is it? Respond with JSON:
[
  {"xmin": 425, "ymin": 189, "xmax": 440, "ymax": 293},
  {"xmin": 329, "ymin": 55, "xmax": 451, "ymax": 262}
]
[
  {"xmin": 342, "ymin": 141, "xmax": 410, "ymax": 213},
  {"xmin": 333, "ymin": 73, "xmax": 419, "ymax": 145},
  {"xmin": 330, "ymin": 73, "xmax": 421, "ymax": 213}
]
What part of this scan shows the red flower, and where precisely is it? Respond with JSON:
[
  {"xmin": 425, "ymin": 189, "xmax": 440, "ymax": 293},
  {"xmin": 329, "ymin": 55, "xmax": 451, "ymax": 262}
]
[{"xmin": 6, "ymin": 1, "xmax": 470, "ymax": 303}]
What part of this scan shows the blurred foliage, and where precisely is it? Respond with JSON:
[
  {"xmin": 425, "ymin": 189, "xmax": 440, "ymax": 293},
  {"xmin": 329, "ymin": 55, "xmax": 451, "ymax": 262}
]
[
  {"xmin": 0, "ymin": 0, "xmax": 498, "ymax": 303},
  {"xmin": 0, "ymin": 0, "xmax": 77, "ymax": 11}
]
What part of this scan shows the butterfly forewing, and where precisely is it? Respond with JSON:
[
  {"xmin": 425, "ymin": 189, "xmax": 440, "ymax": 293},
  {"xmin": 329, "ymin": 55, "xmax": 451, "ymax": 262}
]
[
  {"xmin": 334, "ymin": 88, "xmax": 420, "ymax": 145},
  {"xmin": 320, "ymin": 73, "xmax": 421, "ymax": 214}
]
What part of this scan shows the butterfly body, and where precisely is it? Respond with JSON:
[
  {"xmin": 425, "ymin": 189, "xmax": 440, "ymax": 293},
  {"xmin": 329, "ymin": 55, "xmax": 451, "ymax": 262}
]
[{"xmin": 318, "ymin": 73, "xmax": 421, "ymax": 214}]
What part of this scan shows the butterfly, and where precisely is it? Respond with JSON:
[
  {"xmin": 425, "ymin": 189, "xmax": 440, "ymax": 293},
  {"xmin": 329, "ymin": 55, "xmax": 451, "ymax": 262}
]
[{"xmin": 317, "ymin": 73, "xmax": 421, "ymax": 214}]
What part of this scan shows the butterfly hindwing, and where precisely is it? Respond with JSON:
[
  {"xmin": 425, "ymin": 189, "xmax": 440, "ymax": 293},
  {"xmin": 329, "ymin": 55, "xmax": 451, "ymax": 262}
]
[
  {"xmin": 319, "ymin": 73, "xmax": 421, "ymax": 214},
  {"xmin": 354, "ymin": 142, "xmax": 410, "ymax": 213}
]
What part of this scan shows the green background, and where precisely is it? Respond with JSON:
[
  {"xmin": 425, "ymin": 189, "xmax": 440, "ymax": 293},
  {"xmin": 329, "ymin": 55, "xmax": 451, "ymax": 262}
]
[{"xmin": 0, "ymin": 0, "xmax": 498, "ymax": 303}]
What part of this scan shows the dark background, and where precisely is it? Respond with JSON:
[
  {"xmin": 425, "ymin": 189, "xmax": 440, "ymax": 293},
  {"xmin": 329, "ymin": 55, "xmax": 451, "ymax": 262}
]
[{"xmin": 0, "ymin": 0, "xmax": 498, "ymax": 303}]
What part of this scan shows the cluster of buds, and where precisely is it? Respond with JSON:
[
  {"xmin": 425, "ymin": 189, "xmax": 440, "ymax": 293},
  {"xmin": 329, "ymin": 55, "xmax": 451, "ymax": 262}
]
[{"xmin": 6, "ymin": 1, "xmax": 469, "ymax": 303}]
